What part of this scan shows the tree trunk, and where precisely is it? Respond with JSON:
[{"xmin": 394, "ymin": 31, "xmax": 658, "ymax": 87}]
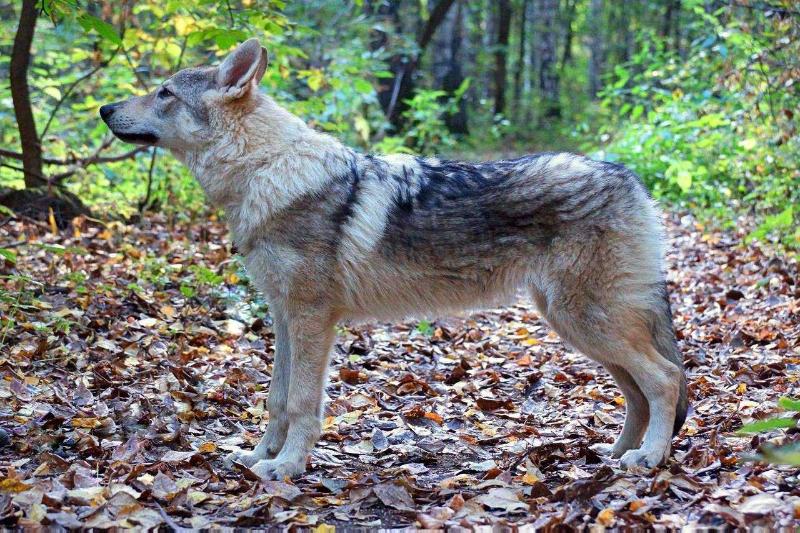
[
  {"xmin": 493, "ymin": 0, "xmax": 512, "ymax": 115},
  {"xmin": 481, "ymin": 0, "xmax": 496, "ymax": 101},
  {"xmin": 512, "ymin": 0, "xmax": 529, "ymax": 113},
  {"xmin": 672, "ymin": 0, "xmax": 683, "ymax": 56},
  {"xmin": 560, "ymin": 0, "xmax": 577, "ymax": 69},
  {"xmin": 661, "ymin": 0, "xmax": 676, "ymax": 50},
  {"xmin": 10, "ymin": 0, "xmax": 45, "ymax": 188},
  {"xmin": 372, "ymin": 0, "xmax": 457, "ymax": 128},
  {"xmin": 524, "ymin": 0, "xmax": 536, "ymax": 124},
  {"xmin": 535, "ymin": 0, "xmax": 560, "ymax": 120},
  {"xmin": 621, "ymin": 0, "xmax": 634, "ymax": 62},
  {"xmin": 588, "ymin": 0, "xmax": 604, "ymax": 98},
  {"xmin": 433, "ymin": 0, "xmax": 468, "ymax": 134}
]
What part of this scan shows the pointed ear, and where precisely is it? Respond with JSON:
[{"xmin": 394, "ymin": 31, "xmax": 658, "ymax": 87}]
[{"xmin": 217, "ymin": 38, "xmax": 268, "ymax": 98}]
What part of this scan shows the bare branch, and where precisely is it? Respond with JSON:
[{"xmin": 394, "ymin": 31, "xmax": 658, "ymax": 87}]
[
  {"xmin": 89, "ymin": 146, "xmax": 148, "ymax": 165},
  {"xmin": 48, "ymin": 140, "xmax": 148, "ymax": 184},
  {"xmin": 0, "ymin": 139, "xmax": 146, "ymax": 170},
  {"xmin": 418, "ymin": 0, "xmax": 458, "ymax": 50},
  {"xmin": 139, "ymin": 148, "xmax": 159, "ymax": 213},
  {"xmin": 0, "ymin": 162, "xmax": 50, "ymax": 183}
]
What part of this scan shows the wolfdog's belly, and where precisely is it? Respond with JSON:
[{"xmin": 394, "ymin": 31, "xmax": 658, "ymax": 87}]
[{"xmin": 336, "ymin": 235, "xmax": 542, "ymax": 322}]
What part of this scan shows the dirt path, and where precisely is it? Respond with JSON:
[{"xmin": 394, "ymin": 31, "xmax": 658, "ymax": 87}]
[{"xmin": 1, "ymin": 212, "xmax": 798, "ymax": 528}]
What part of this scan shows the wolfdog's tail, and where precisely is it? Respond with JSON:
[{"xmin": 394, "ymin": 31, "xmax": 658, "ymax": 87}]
[{"xmin": 649, "ymin": 283, "xmax": 688, "ymax": 436}]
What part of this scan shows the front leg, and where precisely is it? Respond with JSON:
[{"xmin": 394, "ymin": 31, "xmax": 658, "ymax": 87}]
[
  {"xmin": 250, "ymin": 307, "xmax": 336, "ymax": 480},
  {"xmin": 226, "ymin": 306, "xmax": 292, "ymax": 468}
]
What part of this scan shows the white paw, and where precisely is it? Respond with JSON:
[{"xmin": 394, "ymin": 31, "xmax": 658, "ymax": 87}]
[
  {"xmin": 590, "ymin": 443, "xmax": 617, "ymax": 457},
  {"xmin": 591, "ymin": 440, "xmax": 636, "ymax": 459},
  {"xmin": 250, "ymin": 457, "xmax": 307, "ymax": 480},
  {"xmin": 224, "ymin": 449, "xmax": 263, "ymax": 469},
  {"xmin": 619, "ymin": 446, "xmax": 667, "ymax": 470}
]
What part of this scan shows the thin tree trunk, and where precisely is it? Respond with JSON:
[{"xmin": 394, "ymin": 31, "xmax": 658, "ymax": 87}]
[
  {"xmin": 482, "ymin": 0, "xmax": 496, "ymax": 101},
  {"xmin": 524, "ymin": 0, "xmax": 536, "ymax": 123},
  {"xmin": 433, "ymin": 1, "xmax": 468, "ymax": 134},
  {"xmin": 560, "ymin": 0, "xmax": 577, "ymax": 69},
  {"xmin": 535, "ymin": 0, "xmax": 560, "ymax": 119},
  {"xmin": 512, "ymin": 0, "xmax": 529, "ymax": 112},
  {"xmin": 10, "ymin": 0, "xmax": 45, "ymax": 188},
  {"xmin": 672, "ymin": 0, "xmax": 683, "ymax": 56},
  {"xmin": 493, "ymin": 0, "xmax": 512, "ymax": 115},
  {"xmin": 661, "ymin": 0, "xmax": 676, "ymax": 51},
  {"xmin": 588, "ymin": 0, "xmax": 604, "ymax": 98},
  {"xmin": 621, "ymin": 0, "xmax": 634, "ymax": 62}
]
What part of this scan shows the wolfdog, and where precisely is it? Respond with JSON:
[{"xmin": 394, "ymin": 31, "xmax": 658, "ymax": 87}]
[{"xmin": 100, "ymin": 39, "xmax": 688, "ymax": 479}]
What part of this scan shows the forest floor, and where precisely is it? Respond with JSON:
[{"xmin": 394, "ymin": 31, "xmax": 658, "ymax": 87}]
[{"xmin": 1, "ymin": 210, "xmax": 799, "ymax": 529}]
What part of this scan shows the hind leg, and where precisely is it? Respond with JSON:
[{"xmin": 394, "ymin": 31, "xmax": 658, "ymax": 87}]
[
  {"xmin": 615, "ymin": 348, "xmax": 681, "ymax": 468},
  {"xmin": 594, "ymin": 363, "xmax": 649, "ymax": 458},
  {"xmin": 534, "ymin": 289, "xmax": 679, "ymax": 469}
]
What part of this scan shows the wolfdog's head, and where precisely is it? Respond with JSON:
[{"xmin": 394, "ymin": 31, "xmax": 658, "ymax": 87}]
[{"xmin": 100, "ymin": 39, "xmax": 267, "ymax": 153}]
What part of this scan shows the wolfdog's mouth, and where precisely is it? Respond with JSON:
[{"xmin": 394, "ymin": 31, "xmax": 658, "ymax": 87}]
[{"xmin": 114, "ymin": 131, "xmax": 160, "ymax": 145}]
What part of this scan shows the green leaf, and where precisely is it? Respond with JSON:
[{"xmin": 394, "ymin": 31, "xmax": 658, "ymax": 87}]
[
  {"xmin": 306, "ymin": 70, "xmax": 325, "ymax": 92},
  {"xmin": 43, "ymin": 86, "xmax": 62, "ymax": 100},
  {"xmin": 36, "ymin": 244, "xmax": 66, "ymax": 256},
  {"xmin": 755, "ymin": 443, "xmax": 800, "ymax": 466},
  {"xmin": 736, "ymin": 417, "xmax": 797, "ymax": 435},
  {"xmin": 778, "ymin": 397, "xmax": 800, "ymax": 412},
  {"xmin": 0, "ymin": 249, "xmax": 16, "ymax": 264},
  {"xmin": 214, "ymin": 29, "xmax": 249, "ymax": 50},
  {"xmin": 353, "ymin": 78, "xmax": 373, "ymax": 94},
  {"xmin": 666, "ymin": 161, "xmax": 693, "ymax": 193},
  {"xmin": 77, "ymin": 14, "xmax": 122, "ymax": 45},
  {"xmin": 746, "ymin": 206, "xmax": 794, "ymax": 243},
  {"xmin": 354, "ymin": 114, "xmax": 370, "ymax": 143},
  {"xmin": 453, "ymin": 77, "xmax": 471, "ymax": 100},
  {"xmin": 180, "ymin": 284, "xmax": 196, "ymax": 298},
  {"xmin": 416, "ymin": 319, "xmax": 434, "ymax": 336}
]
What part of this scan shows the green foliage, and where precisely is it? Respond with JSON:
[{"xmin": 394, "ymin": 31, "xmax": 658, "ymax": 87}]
[
  {"xmin": 0, "ymin": 275, "xmax": 41, "ymax": 349},
  {"xmin": 0, "ymin": 249, "xmax": 17, "ymax": 265},
  {"xmin": 190, "ymin": 265, "xmax": 224, "ymax": 286},
  {"xmin": 375, "ymin": 80, "xmax": 470, "ymax": 155},
  {"xmin": 755, "ymin": 443, "xmax": 800, "ymax": 466},
  {"xmin": 737, "ymin": 417, "xmax": 797, "ymax": 435},
  {"xmin": 76, "ymin": 14, "xmax": 122, "ymax": 45},
  {"xmin": 415, "ymin": 319, "xmax": 433, "ymax": 336},
  {"xmin": 777, "ymin": 397, "xmax": 800, "ymax": 412},
  {"xmin": 736, "ymin": 397, "xmax": 800, "ymax": 466},
  {"xmin": 592, "ymin": 4, "xmax": 799, "ymax": 248}
]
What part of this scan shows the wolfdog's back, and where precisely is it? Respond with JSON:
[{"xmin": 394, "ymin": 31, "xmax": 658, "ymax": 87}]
[{"xmin": 338, "ymin": 151, "xmax": 663, "ymax": 320}]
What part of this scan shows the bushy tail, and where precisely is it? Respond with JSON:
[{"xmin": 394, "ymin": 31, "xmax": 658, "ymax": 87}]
[{"xmin": 650, "ymin": 284, "xmax": 689, "ymax": 437}]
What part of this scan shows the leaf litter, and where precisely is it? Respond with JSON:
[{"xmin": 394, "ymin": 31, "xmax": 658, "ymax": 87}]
[{"xmin": 0, "ymin": 211, "xmax": 798, "ymax": 528}]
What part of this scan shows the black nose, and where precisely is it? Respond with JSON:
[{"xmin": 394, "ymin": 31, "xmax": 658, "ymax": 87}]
[{"xmin": 99, "ymin": 103, "xmax": 119, "ymax": 122}]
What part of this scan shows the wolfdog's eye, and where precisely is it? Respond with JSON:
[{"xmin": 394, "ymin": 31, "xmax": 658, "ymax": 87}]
[{"xmin": 158, "ymin": 86, "xmax": 173, "ymax": 99}]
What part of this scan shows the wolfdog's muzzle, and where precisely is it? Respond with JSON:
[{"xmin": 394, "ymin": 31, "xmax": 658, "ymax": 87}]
[{"xmin": 99, "ymin": 103, "xmax": 159, "ymax": 145}]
